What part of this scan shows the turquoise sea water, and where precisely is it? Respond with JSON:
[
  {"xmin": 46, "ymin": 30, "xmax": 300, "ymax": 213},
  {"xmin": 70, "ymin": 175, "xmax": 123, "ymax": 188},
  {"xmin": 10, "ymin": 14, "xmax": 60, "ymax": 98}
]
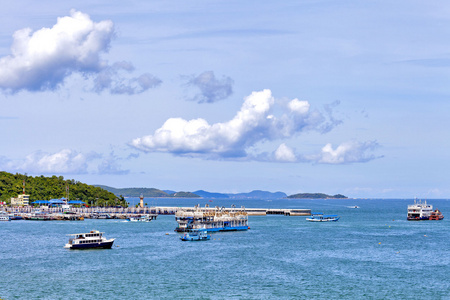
[{"xmin": 1, "ymin": 198, "xmax": 449, "ymax": 299}]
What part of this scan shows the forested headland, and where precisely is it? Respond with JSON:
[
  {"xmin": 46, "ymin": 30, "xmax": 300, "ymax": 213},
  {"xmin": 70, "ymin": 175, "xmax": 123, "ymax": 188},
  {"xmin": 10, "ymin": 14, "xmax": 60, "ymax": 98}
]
[{"xmin": 0, "ymin": 172, "xmax": 126, "ymax": 206}]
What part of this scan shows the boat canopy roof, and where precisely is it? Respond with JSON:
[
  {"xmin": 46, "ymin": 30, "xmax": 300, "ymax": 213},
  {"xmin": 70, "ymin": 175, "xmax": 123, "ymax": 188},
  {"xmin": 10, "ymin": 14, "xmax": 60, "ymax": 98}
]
[
  {"xmin": 68, "ymin": 200, "xmax": 85, "ymax": 204},
  {"xmin": 67, "ymin": 230, "xmax": 104, "ymax": 236}
]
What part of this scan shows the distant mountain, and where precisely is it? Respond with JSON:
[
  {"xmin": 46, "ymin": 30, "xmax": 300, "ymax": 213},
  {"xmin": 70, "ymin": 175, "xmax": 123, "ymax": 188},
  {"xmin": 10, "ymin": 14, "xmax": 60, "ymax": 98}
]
[
  {"xmin": 95, "ymin": 186, "xmax": 170, "ymax": 197},
  {"xmin": 193, "ymin": 190, "xmax": 230, "ymax": 199},
  {"xmin": 287, "ymin": 193, "xmax": 347, "ymax": 199},
  {"xmin": 226, "ymin": 190, "xmax": 287, "ymax": 199},
  {"xmin": 95, "ymin": 186, "xmax": 200, "ymax": 198},
  {"xmin": 163, "ymin": 190, "xmax": 176, "ymax": 195}
]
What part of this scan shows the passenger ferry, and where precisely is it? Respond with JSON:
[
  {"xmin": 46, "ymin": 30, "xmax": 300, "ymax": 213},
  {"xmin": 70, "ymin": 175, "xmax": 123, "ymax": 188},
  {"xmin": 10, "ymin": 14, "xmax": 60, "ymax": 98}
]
[
  {"xmin": 407, "ymin": 199, "xmax": 444, "ymax": 221},
  {"xmin": 175, "ymin": 205, "xmax": 249, "ymax": 232},
  {"xmin": 64, "ymin": 230, "xmax": 115, "ymax": 249}
]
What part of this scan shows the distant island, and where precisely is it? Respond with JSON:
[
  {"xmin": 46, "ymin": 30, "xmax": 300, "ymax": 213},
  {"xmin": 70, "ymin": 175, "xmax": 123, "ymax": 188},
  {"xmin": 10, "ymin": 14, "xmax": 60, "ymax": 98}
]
[
  {"xmin": 95, "ymin": 186, "xmax": 199, "ymax": 198},
  {"xmin": 287, "ymin": 193, "xmax": 347, "ymax": 199},
  {"xmin": 96, "ymin": 186, "xmax": 347, "ymax": 199}
]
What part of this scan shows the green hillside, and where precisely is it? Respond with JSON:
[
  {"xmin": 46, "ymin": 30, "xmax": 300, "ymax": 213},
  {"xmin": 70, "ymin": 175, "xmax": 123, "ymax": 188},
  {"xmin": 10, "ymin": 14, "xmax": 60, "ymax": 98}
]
[{"xmin": 0, "ymin": 172, "xmax": 126, "ymax": 206}]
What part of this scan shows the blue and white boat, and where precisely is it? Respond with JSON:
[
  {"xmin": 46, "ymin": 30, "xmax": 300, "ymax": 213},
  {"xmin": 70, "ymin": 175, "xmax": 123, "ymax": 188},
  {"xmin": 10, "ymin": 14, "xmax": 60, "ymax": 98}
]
[
  {"xmin": 180, "ymin": 228, "xmax": 211, "ymax": 241},
  {"xmin": 128, "ymin": 215, "xmax": 151, "ymax": 222},
  {"xmin": 64, "ymin": 230, "xmax": 115, "ymax": 249},
  {"xmin": 306, "ymin": 212, "xmax": 340, "ymax": 222},
  {"xmin": 175, "ymin": 205, "xmax": 249, "ymax": 232}
]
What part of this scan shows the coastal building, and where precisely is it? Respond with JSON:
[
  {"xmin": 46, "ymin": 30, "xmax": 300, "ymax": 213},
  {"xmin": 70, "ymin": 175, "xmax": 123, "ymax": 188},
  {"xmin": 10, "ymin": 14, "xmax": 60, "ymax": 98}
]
[{"xmin": 11, "ymin": 194, "xmax": 30, "ymax": 206}]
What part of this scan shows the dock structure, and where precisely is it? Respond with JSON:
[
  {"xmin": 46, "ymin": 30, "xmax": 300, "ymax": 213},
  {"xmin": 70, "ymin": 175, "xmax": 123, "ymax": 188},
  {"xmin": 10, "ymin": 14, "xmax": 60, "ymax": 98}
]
[{"xmin": 3, "ymin": 205, "xmax": 311, "ymax": 219}]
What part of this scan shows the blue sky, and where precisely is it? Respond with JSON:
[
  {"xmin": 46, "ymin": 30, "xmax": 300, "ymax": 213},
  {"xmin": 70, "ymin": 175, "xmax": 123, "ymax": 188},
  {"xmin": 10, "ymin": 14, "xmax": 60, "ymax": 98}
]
[{"xmin": 1, "ymin": 1, "xmax": 450, "ymax": 198}]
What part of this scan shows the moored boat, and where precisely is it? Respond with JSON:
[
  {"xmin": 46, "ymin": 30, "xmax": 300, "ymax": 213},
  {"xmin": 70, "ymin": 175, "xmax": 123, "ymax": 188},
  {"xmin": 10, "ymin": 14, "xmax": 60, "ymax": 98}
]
[
  {"xmin": 306, "ymin": 213, "xmax": 340, "ymax": 222},
  {"xmin": 407, "ymin": 199, "xmax": 444, "ymax": 221},
  {"xmin": 64, "ymin": 230, "xmax": 115, "ymax": 249},
  {"xmin": 180, "ymin": 228, "xmax": 211, "ymax": 241},
  {"xmin": 0, "ymin": 212, "xmax": 10, "ymax": 221}
]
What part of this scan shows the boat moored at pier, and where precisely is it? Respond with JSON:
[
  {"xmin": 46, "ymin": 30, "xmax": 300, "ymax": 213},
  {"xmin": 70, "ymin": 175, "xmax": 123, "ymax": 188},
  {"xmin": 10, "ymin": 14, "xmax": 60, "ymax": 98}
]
[
  {"xmin": 407, "ymin": 199, "xmax": 444, "ymax": 221},
  {"xmin": 64, "ymin": 230, "xmax": 115, "ymax": 249},
  {"xmin": 175, "ymin": 205, "xmax": 249, "ymax": 232}
]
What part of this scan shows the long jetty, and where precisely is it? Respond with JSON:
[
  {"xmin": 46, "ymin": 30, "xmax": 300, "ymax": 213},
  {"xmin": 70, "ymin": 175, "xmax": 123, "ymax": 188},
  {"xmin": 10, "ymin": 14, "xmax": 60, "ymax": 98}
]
[{"xmin": 3, "ymin": 205, "xmax": 311, "ymax": 218}]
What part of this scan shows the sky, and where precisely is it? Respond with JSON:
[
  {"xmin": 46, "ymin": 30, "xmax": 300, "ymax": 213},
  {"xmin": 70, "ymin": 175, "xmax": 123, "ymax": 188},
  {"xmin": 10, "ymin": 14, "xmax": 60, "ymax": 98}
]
[{"xmin": 1, "ymin": 1, "xmax": 450, "ymax": 198}]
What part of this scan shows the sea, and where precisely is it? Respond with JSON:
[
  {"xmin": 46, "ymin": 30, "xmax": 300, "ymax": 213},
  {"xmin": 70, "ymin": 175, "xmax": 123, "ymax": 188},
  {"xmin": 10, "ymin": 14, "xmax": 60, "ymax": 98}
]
[{"xmin": 1, "ymin": 198, "xmax": 449, "ymax": 299}]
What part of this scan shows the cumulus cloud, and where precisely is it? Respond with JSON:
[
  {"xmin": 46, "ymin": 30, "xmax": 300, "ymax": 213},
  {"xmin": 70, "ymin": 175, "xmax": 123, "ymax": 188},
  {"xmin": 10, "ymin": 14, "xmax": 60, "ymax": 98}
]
[
  {"xmin": 186, "ymin": 71, "xmax": 233, "ymax": 103},
  {"xmin": 274, "ymin": 143, "xmax": 297, "ymax": 162},
  {"xmin": 0, "ymin": 10, "xmax": 160, "ymax": 94},
  {"xmin": 0, "ymin": 149, "xmax": 99, "ymax": 174},
  {"xmin": 304, "ymin": 140, "xmax": 382, "ymax": 164},
  {"xmin": 131, "ymin": 89, "xmax": 338, "ymax": 159},
  {"xmin": 0, "ymin": 149, "xmax": 134, "ymax": 175}
]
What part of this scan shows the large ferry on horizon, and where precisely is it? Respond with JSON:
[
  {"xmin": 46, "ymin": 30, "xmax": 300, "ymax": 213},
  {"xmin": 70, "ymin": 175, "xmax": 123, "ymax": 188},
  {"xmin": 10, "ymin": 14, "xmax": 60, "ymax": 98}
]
[
  {"xmin": 407, "ymin": 199, "xmax": 444, "ymax": 221},
  {"xmin": 175, "ymin": 205, "xmax": 249, "ymax": 232}
]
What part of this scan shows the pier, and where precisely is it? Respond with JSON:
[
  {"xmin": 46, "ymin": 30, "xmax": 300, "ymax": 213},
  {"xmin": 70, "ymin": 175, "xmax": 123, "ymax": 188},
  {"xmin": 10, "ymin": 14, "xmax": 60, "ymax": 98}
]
[{"xmin": 2, "ymin": 205, "xmax": 311, "ymax": 219}]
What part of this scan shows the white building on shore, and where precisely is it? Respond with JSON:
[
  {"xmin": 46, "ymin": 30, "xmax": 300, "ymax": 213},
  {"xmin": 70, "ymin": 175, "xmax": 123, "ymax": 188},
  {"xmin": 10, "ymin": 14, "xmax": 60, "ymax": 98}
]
[{"xmin": 11, "ymin": 194, "xmax": 30, "ymax": 206}]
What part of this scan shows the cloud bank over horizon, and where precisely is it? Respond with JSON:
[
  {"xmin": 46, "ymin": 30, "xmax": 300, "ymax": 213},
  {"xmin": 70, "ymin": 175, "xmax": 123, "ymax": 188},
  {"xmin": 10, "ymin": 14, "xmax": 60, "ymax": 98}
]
[
  {"xmin": 130, "ymin": 89, "xmax": 380, "ymax": 164},
  {"xmin": 0, "ymin": 10, "xmax": 160, "ymax": 94}
]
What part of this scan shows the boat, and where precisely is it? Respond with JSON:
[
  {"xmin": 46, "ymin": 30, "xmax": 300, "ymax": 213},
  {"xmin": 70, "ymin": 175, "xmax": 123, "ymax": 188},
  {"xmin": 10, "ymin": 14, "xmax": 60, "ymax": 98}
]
[
  {"xmin": 180, "ymin": 228, "xmax": 211, "ymax": 241},
  {"xmin": 306, "ymin": 212, "xmax": 340, "ymax": 222},
  {"xmin": 0, "ymin": 212, "xmax": 10, "ymax": 221},
  {"xmin": 64, "ymin": 230, "xmax": 115, "ymax": 249},
  {"xmin": 92, "ymin": 212, "xmax": 112, "ymax": 219},
  {"xmin": 128, "ymin": 215, "xmax": 151, "ymax": 222},
  {"xmin": 175, "ymin": 205, "xmax": 249, "ymax": 232},
  {"xmin": 407, "ymin": 199, "xmax": 444, "ymax": 221},
  {"xmin": 8, "ymin": 213, "xmax": 23, "ymax": 220}
]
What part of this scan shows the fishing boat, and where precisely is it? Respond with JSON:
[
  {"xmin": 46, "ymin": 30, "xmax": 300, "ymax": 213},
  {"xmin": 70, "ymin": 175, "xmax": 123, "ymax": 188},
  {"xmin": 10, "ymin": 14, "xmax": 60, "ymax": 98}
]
[
  {"xmin": 128, "ymin": 215, "xmax": 151, "ymax": 222},
  {"xmin": 64, "ymin": 230, "xmax": 115, "ymax": 249},
  {"xmin": 175, "ymin": 205, "xmax": 249, "ymax": 232},
  {"xmin": 180, "ymin": 228, "xmax": 211, "ymax": 241},
  {"xmin": 306, "ymin": 213, "xmax": 340, "ymax": 222},
  {"xmin": 407, "ymin": 199, "xmax": 444, "ymax": 221}
]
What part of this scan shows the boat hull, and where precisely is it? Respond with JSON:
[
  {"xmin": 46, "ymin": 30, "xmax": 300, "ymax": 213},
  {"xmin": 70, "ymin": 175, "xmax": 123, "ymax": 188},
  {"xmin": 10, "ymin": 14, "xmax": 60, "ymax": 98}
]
[{"xmin": 65, "ymin": 240, "xmax": 115, "ymax": 250}]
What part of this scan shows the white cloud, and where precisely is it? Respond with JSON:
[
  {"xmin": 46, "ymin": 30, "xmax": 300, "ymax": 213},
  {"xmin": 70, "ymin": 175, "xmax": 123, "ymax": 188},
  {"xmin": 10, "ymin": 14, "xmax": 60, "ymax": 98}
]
[
  {"xmin": 0, "ymin": 10, "xmax": 160, "ymax": 95},
  {"xmin": 0, "ymin": 149, "xmax": 133, "ymax": 175},
  {"xmin": 131, "ymin": 89, "xmax": 334, "ymax": 159},
  {"xmin": 305, "ymin": 141, "xmax": 382, "ymax": 164},
  {"xmin": 4, "ymin": 149, "xmax": 98, "ymax": 174},
  {"xmin": 288, "ymin": 99, "xmax": 310, "ymax": 114},
  {"xmin": 0, "ymin": 10, "xmax": 114, "ymax": 92},
  {"xmin": 186, "ymin": 71, "xmax": 234, "ymax": 103},
  {"xmin": 274, "ymin": 143, "xmax": 297, "ymax": 162}
]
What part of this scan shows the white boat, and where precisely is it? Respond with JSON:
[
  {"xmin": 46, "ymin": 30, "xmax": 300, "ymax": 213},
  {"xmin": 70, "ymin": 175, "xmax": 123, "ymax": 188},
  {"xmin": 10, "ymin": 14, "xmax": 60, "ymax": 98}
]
[
  {"xmin": 64, "ymin": 230, "xmax": 115, "ymax": 249},
  {"xmin": 128, "ymin": 215, "xmax": 151, "ymax": 222},
  {"xmin": 306, "ymin": 213, "xmax": 340, "ymax": 222},
  {"xmin": 0, "ymin": 212, "xmax": 10, "ymax": 221},
  {"xmin": 407, "ymin": 199, "xmax": 444, "ymax": 221}
]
